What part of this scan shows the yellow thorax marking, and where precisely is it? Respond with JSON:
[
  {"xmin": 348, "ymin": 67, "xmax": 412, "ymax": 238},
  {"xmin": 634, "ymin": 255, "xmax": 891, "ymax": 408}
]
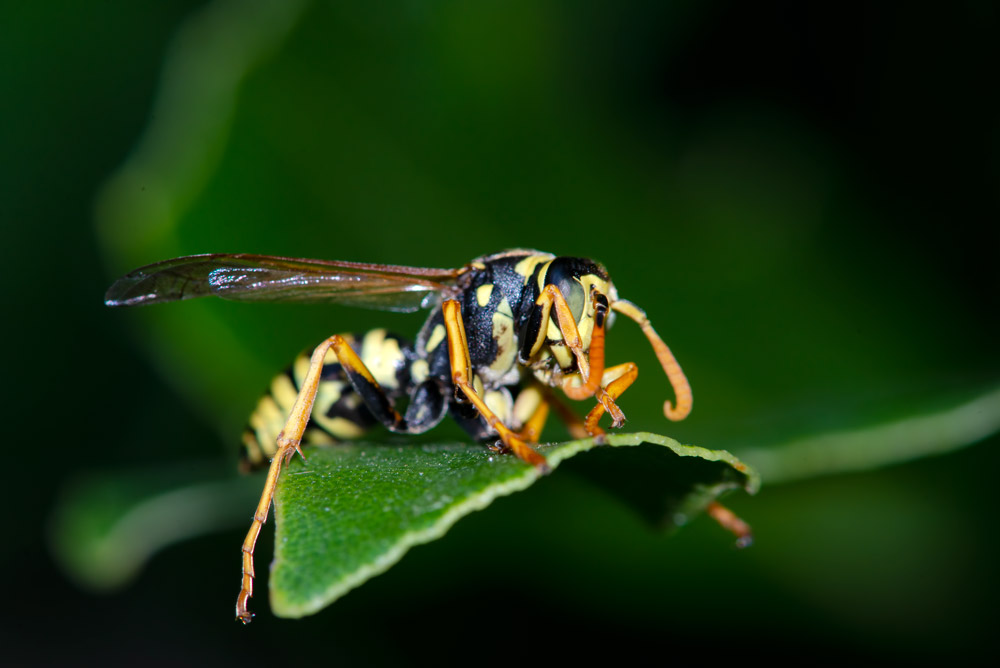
[
  {"xmin": 425, "ymin": 323, "xmax": 447, "ymax": 352},
  {"xmin": 410, "ymin": 359, "xmax": 429, "ymax": 385},
  {"xmin": 488, "ymin": 296, "xmax": 516, "ymax": 377},
  {"xmin": 476, "ymin": 283, "xmax": 494, "ymax": 307},
  {"xmin": 514, "ymin": 254, "xmax": 552, "ymax": 282}
]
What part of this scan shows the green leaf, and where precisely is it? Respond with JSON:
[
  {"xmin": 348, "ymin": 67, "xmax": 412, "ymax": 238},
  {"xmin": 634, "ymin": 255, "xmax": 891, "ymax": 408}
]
[{"xmin": 270, "ymin": 432, "xmax": 757, "ymax": 618}]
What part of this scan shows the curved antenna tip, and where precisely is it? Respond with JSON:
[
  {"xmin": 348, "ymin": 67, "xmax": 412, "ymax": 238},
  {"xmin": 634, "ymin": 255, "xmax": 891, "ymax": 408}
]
[
  {"xmin": 664, "ymin": 399, "xmax": 692, "ymax": 421},
  {"xmin": 612, "ymin": 298, "xmax": 693, "ymax": 422}
]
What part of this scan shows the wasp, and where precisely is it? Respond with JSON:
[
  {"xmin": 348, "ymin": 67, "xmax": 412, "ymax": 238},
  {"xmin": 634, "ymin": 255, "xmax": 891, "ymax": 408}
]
[{"xmin": 106, "ymin": 249, "xmax": 694, "ymax": 623}]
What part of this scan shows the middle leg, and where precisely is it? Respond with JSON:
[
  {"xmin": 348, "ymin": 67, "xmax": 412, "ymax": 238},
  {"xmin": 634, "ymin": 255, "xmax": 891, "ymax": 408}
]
[{"xmin": 442, "ymin": 299, "xmax": 548, "ymax": 470}]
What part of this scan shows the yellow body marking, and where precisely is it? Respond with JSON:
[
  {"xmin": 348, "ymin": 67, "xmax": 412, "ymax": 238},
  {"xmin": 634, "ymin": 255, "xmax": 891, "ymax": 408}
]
[
  {"xmin": 426, "ymin": 323, "xmax": 446, "ymax": 352},
  {"xmin": 476, "ymin": 283, "xmax": 494, "ymax": 307}
]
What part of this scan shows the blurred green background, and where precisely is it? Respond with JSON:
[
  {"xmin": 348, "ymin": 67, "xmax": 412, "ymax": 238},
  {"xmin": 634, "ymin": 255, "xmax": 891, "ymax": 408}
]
[{"xmin": 4, "ymin": 1, "xmax": 997, "ymax": 664}]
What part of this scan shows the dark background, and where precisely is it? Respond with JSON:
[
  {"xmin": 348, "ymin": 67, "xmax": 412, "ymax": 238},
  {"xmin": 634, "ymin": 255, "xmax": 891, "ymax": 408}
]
[{"xmin": 3, "ymin": 1, "xmax": 997, "ymax": 664}]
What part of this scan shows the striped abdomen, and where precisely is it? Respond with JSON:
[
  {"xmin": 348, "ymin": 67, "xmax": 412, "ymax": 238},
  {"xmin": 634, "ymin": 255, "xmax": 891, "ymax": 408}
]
[{"xmin": 240, "ymin": 329, "xmax": 413, "ymax": 471}]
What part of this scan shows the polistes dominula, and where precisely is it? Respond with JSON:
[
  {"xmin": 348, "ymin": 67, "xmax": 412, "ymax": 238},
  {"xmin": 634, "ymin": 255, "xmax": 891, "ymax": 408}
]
[{"xmin": 106, "ymin": 248, "xmax": 698, "ymax": 623}]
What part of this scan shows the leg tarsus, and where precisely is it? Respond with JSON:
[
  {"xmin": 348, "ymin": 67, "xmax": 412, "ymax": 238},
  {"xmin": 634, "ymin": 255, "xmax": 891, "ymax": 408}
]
[
  {"xmin": 582, "ymin": 363, "xmax": 638, "ymax": 434},
  {"xmin": 705, "ymin": 501, "xmax": 753, "ymax": 548}
]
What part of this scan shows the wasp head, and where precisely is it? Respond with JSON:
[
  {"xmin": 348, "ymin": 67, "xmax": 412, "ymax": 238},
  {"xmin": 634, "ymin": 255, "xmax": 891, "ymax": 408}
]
[{"xmin": 536, "ymin": 257, "xmax": 616, "ymax": 364}]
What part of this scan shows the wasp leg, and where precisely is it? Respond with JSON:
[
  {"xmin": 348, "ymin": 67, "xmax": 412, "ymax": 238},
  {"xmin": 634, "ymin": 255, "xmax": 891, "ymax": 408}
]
[
  {"xmin": 705, "ymin": 501, "xmax": 754, "ymax": 548},
  {"xmin": 308, "ymin": 336, "xmax": 446, "ymax": 437},
  {"xmin": 237, "ymin": 335, "xmax": 361, "ymax": 623},
  {"xmin": 510, "ymin": 384, "xmax": 550, "ymax": 442},
  {"xmin": 533, "ymin": 284, "xmax": 624, "ymax": 426},
  {"xmin": 237, "ymin": 332, "xmax": 437, "ymax": 623},
  {"xmin": 580, "ymin": 362, "xmax": 639, "ymax": 434},
  {"xmin": 541, "ymin": 385, "xmax": 592, "ymax": 440},
  {"xmin": 529, "ymin": 283, "xmax": 591, "ymax": 379},
  {"xmin": 513, "ymin": 383, "xmax": 591, "ymax": 442},
  {"xmin": 442, "ymin": 299, "xmax": 549, "ymax": 471}
]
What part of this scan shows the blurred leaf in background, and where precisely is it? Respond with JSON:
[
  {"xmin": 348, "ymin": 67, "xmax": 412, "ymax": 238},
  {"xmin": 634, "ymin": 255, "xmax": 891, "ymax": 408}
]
[{"xmin": 3, "ymin": 0, "xmax": 997, "ymax": 664}]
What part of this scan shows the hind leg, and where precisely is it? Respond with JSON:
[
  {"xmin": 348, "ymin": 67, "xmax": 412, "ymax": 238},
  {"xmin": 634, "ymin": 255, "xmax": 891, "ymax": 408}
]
[{"xmin": 236, "ymin": 332, "xmax": 441, "ymax": 623}]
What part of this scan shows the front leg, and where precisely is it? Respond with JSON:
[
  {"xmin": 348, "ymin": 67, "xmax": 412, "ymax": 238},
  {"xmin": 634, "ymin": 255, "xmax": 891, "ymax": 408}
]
[
  {"xmin": 529, "ymin": 284, "xmax": 625, "ymax": 427},
  {"xmin": 581, "ymin": 362, "xmax": 639, "ymax": 434}
]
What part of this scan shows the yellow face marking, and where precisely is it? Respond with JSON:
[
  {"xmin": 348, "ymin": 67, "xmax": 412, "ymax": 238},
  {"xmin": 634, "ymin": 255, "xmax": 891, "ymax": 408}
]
[
  {"xmin": 576, "ymin": 274, "xmax": 611, "ymax": 347},
  {"xmin": 514, "ymin": 255, "xmax": 552, "ymax": 282},
  {"xmin": 361, "ymin": 329, "xmax": 401, "ymax": 390},
  {"xmin": 476, "ymin": 283, "xmax": 494, "ymax": 307},
  {"xmin": 550, "ymin": 343, "xmax": 574, "ymax": 369},
  {"xmin": 426, "ymin": 323, "xmax": 446, "ymax": 352},
  {"xmin": 579, "ymin": 275, "xmax": 611, "ymax": 310},
  {"xmin": 545, "ymin": 308, "xmax": 564, "ymax": 342}
]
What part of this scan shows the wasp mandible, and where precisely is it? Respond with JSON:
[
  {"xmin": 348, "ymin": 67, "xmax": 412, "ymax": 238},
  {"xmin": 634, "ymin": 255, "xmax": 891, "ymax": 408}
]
[{"xmin": 106, "ymin": 248, "xmax": 693, "ymax": 623}]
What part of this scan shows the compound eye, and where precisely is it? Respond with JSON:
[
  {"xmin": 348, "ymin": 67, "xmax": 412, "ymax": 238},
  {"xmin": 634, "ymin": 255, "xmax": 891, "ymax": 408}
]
[
  {"xmin": 556, "ymin": 276, "xmax": 585, "ymax": 324},
  {"xmin": 546, "ymin": 257, "xmax": 592, "ymax": 324}
]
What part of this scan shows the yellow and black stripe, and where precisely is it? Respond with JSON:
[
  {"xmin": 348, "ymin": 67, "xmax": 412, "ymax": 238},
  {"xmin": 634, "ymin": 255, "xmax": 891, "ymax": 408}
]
[{"xmin": 240, "ymin": 329, "xmax": 410, "ymax": 471}]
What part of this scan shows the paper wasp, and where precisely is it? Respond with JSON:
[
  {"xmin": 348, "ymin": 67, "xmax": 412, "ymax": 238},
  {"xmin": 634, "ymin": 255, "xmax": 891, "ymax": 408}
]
[{"xmin": 106, "ymin": 248, "xmax": 696, "ymax": 623}]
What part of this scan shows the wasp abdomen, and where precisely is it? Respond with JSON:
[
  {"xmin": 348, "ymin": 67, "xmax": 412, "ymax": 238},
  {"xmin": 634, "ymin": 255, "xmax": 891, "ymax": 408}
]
[{"xmin": 240, "ymin": 329, "xmax": 413, "ymax": 471}]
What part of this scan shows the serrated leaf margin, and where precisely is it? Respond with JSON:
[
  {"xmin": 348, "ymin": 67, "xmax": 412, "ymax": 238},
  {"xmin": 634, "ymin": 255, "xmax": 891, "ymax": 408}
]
[{"xmin": 270, "ymin": 431, "xmax": 757, "ymax": 617}]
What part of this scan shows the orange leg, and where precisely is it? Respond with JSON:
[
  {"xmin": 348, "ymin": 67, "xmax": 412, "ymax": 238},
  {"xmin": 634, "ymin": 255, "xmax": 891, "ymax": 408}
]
[
  {"xmin": 525, "ymin": 284, "xmax": 588, "ymax": 379},
  {"xmin": 512, "ymin": 386, "xmax": 551, "ymax": 443},
  {"xmin": 512, "ymin": 382, "xmax": 590, "ymax": 442},
  {"xmin": 235, "ymin": 334, "xmax": 395, "ymax": 624},
  {"xmin": 581, "ymin": 362, "xmax": 639, "ymax": 434},
  {"xmin": 442, "ymin": 299, "xmax": 549, "ymax": 471},
  {"xmin": 538, "ymin": 385, "xmax": 590, "ymax": 440},
  {"xmin": 705, "ymin": 501, "xmax": 754, "ymax": 548},
  {"xmin": 534, "ymin": 284, "xmax": 624, "ymax": 425}
]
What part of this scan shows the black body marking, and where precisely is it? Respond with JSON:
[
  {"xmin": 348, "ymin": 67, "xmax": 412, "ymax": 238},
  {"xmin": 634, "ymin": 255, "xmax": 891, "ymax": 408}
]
[{"xmin": 242, "ymin": 250, "xmax": 617, "ymax": 467}]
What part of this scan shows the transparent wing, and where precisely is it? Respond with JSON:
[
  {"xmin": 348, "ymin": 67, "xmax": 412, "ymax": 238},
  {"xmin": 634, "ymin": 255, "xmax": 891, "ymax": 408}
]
[{"xmin": 105, "ymin": 253, "xmax": 463, "ymax": 313}]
